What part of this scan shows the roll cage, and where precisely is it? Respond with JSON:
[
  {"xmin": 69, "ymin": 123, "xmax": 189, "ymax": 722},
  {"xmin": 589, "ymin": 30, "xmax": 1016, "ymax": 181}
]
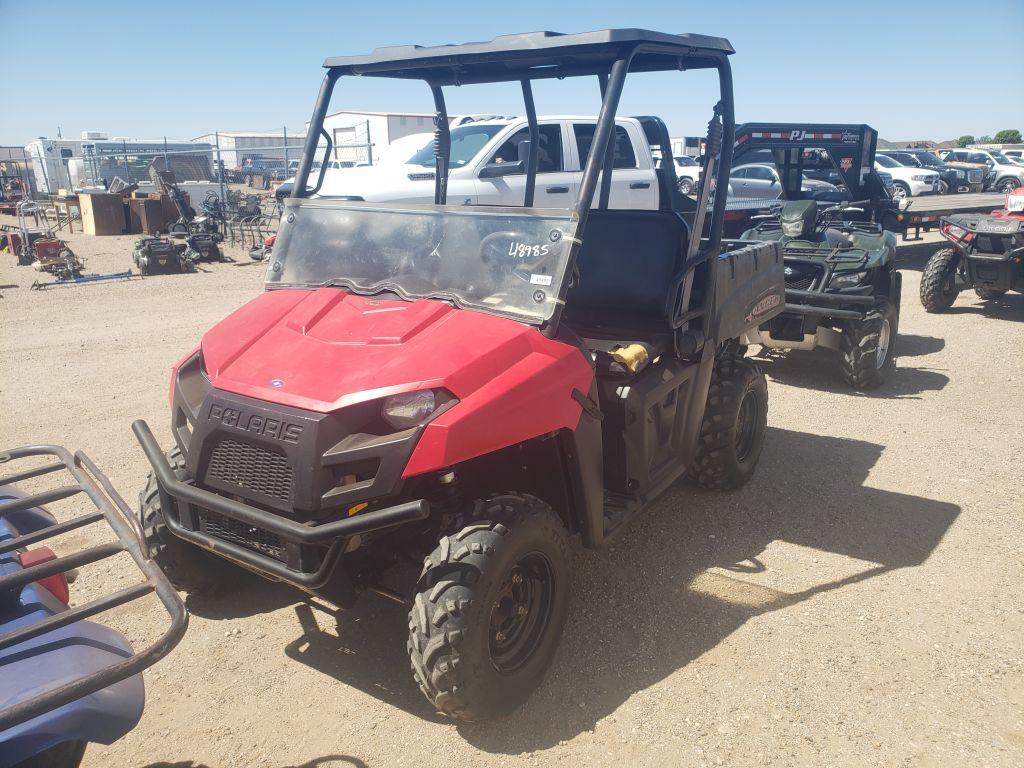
[{"xmin": 290, "ymin": 29, "xmax": 737, "ymax": 339}]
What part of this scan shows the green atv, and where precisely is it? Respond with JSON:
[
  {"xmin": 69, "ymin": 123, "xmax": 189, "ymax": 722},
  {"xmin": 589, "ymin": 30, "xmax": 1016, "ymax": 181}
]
[{"xmin": 739, "ymin": 199, "xmax": 901, "ymax": 389}]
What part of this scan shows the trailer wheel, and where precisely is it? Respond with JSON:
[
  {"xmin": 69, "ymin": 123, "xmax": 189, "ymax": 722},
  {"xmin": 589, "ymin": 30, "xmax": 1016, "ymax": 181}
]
[
  {"xmin": 687, "ymin": 355, "xmax": 768, "ymax": 491},
  {"xmin": 140, "ymin": 446, "xmax": 252, "ymax": 594},
  {"xmin": 974, "ymin": 286, "xmax": 1006, "ymax": 300},
  {"xmin": 408, "ymin": 493, "xmax": 571, "ymax": 721},
  {"xmin": 920, "ymin": 247, "xmax": 961, "ymax": 313},
  {"xmin": 839, "ymin": 297, "xmax": 898, "ymax": 390}
]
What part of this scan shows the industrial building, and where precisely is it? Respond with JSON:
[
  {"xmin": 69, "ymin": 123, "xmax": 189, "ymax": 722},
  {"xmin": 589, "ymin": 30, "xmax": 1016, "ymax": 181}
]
[
  {"xmin": 189, "ymin": 131, "xmax": 306, "ymax": 169},
  {"xmin": 319, "ymin": 111, "xmax": 438, "ymax": 165},
  {"xmin": 24, "ymin": 133, "xmax": 212, "ymax": 194}
]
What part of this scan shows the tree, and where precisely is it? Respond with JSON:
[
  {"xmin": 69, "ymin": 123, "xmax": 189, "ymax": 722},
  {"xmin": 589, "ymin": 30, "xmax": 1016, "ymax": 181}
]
[
  {"xmin": 957, "ymin": 135, "xmax": 975, "ymax": 148},
  {"xmin": 993, "ymin": 129, "xmax": 1022, "ymax": 144},
  {"xmin": 977, "ymin": 135, "xmax": 993, "ymax": 145}
]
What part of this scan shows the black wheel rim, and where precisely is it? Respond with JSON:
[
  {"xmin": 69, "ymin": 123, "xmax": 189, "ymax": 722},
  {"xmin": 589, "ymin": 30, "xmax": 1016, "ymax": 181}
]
[
  {"xmin": 735, "ymin": 390, "xmax": 757, "ymax": 463},
  {"xmin": 489, "ymin": 553, "xmax": 554, "ymax": 674}
]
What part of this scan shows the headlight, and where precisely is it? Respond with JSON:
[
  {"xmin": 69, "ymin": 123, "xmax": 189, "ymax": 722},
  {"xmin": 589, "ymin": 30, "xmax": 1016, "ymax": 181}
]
[
  {"xmin": 955, "ymin": 170, "xmax": 965, "ymax": 179},
  {"xmin": 943, "ymin": 223, "xmax": 968, "ymax": 240},
  {"xmin": 382, "ymin": 389, "xmax": 441, "ymax": 430},
  {"xmin": 830, "ymin": 270, "xmax": 867, "ymax": 289},
  {"xmin": 911, "ymin": 174, "xmax": 932, "ymax": 181}
]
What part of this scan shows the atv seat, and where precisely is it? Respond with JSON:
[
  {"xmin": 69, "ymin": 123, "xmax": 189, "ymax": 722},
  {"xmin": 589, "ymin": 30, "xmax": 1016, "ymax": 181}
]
[{"xmin": 564, "ymin": 209, "xmax": 689, "ymax": 354}]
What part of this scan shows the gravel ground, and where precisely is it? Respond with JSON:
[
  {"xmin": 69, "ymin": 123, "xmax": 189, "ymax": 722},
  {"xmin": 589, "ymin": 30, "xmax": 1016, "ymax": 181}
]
[{"xmin": 0, "ymin": 222, "xmax": 1021, "ymax": 768}]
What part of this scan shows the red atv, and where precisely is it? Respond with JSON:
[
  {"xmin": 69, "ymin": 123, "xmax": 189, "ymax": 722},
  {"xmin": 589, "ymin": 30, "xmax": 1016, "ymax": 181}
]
[
  {"xmin": 920, "ymin": 187, "xmax": 1024, "ymax": 311},
  {"xmin": 133, "ymin": 29, "xmax": 785, "ymax": 720}
]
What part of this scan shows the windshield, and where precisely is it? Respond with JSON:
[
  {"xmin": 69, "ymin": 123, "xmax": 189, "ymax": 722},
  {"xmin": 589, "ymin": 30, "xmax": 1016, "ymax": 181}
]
[
  {"xmin": 408, "ymin": 124, "xmax": 505, "ymax": 169},
  {"xmin": 269, "ymin": 199, "xmax": 578, "ymax": 325},
  {"xmin": 989, "ymin": 151, "xmax": 1012, "ymax": 164},
  {"xmin": 875, "ymin": 154, "xmax": 900, "ymax": 168},
  {"xmin": 912, "ymin": 152, "xmax": 941, "ymax": 168},
  {"xmin": 896, "ymin": 154, "xmax": 923, "ymax": 167}
]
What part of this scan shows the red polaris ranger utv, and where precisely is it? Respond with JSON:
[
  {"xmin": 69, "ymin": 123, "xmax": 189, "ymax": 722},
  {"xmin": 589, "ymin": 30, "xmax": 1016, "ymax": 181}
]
[{"xmin": 133, "ymin": 29, "xmax": 785, "ymax": 720}]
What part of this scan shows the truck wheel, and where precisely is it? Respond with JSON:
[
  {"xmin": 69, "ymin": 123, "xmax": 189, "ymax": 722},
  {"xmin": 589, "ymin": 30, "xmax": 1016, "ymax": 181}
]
[
  {"xmin": 687, "ymin": 355, "xmax": 768, "ymax": 491},
  {"xmin": 892, "ymin": 181, "xmax": 910, "ymax": 199},
  {"xmin": 920, "ymin": 247, "xmax": 961, "ymax": 312},
  {"xmin": 974, "ymin": 287, "xmax": 1006, "ymax": 300},
  {"xmin": 140, "ymin": 446, "xmax": 252, "ymax": 594},
  {"xmin": 839, "ymin": 297, "xmax": 898, "ymax": 390},
  {"xmin": 937, "ymin": 180, "xmax": 949, "ymax": 195},
  {"xmin": 997, "ymin": 178, "xmax": 1019, "ymax": 194},
  {"xmin": 408, "ymin": 493, "xmax": 571, "ymax": 721},
  {"xmin": 678, "ymin": 177, "xmax": 694, "ymax": 195}
]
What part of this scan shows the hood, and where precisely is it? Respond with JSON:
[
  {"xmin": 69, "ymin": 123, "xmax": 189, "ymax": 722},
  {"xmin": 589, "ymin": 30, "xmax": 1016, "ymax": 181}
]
[
  {"xmin": 200, "ymin": 288, "xmax": 572, "ymax": 413},
  {"xmin": 315, "ymin": 164, "xmax": 436, "ymax": 201}
]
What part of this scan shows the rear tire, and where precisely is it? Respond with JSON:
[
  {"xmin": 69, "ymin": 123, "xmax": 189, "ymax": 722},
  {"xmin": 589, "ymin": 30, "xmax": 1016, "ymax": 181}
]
[
  {"xmin": 688, "ymin": 355, "xmax": 769, "ymax": 491},
  {"xmin": 408, "ymin": 493, "xmax": 571, "ymax": 721},
  {"xmin": 920, "ymin": 247, "xmax": 961, "ymax": 312},
  {"xmin": 140, "ymin": 446, "xmax": 252, "ymax": 594},
  {"xmin": 839, "ymin": 296, "xmax": 898, "ymax": 390}
]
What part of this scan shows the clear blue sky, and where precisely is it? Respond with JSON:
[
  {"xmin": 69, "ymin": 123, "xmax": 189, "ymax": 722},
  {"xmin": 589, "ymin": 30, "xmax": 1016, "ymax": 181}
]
[{"xmin": 1, "ymin": 0, "xmax": 1021, "ymax": 146}]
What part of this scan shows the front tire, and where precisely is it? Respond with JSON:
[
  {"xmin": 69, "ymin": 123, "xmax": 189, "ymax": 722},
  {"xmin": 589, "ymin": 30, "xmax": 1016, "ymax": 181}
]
[
  {"xmin": 688, "ymin": 355, "xmax": 769, "ymax": 491},
  {"xmin": 839, "ymin": 296, "xmax": 898, "ymax": 390},
  {"xmin": 997, "ymin": 177, "xmax": 1020, "ymax": 194},
  {"xmin": 408, "ymin": 494, "xmax": 571, "ymax": 721},
  {"xmin": 937, "ymin": 179, "xmax": 949, "ymax": 195},
  {"xmin": 140, "ymin": 446, "xmax": 252, "ymax": 594},
  {"xmin": 678, "ymin": 177, "xmax": 694, "ymax": 195},
  {"xmin": 892, "ymin": 181, "xmax": 910, "ymax": 199},
  {"xmin": 920, "ymin": 247, "xmax": 961, "ymax": 312}
]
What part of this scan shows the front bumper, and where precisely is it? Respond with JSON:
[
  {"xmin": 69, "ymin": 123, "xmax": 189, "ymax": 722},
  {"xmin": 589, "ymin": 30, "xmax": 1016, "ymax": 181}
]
[
  {"xmin": 133, "ymin": 420, "xmax": 429, "ymax": 589},
  {"xmin": 908, "ymin": 178, "xmax": 940, "ymax": 196}
]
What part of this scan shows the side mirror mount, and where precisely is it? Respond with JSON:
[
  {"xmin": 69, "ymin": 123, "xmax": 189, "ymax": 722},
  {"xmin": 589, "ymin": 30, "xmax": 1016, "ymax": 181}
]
[{"xmin": 517, "ymin": 140, "xmax": 532, "ymax": 165}]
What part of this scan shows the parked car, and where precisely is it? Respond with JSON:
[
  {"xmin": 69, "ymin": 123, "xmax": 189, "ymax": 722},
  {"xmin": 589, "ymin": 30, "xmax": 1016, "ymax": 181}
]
[
  {"xmin": 673, "ymin": 155, "xmax": 701, "ymax": 194},
  {"xmin": 728, "ymin": 163, "xmax": 838, "ymax": 199},
  {"xmin": 874, "ymin": 154, "xmax": 940, "ymax": 198},
  {"xmin": 879, "ymin": 149, "xmax": 983, "ymax": 194},
  {"xmin": 941, "ymin": 149, "xmax": 1024, "ymax": 193},
  {"xmin": 1002, "ymin": 149, "xmax": 1024, "ymax": 165}
]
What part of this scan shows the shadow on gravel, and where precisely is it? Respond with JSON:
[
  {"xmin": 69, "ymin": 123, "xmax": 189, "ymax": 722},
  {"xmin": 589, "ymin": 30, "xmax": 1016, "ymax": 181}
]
[
  {"xmin": 457, "ymin": 426, "xmax": 960, "ymax": 753},
  {"xmin": 895, "ymin": 240, "xmax": 945, "ymax": 272},
  {"xmin": 943, "ymin": 292, "xmax": 1024, "ymax": 322},
  {"xmin": 178, "ymin": 430, "xmax": 959, "ymax": 754},
  {"xmin": 751, "ymin": 345, "xmax": 949, "ymax": 399},
  {"xmin": 142, "ymin": 756, "xmax": 368, "ymax": 768}
]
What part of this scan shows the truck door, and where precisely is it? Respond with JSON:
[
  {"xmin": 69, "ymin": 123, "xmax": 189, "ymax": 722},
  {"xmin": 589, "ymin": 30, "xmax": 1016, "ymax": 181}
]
[
  {"xmin": 474, "ymin": 123, "xmax": 576, "ymax": 208},
  {"xmin": 570, "ymin": 121, "xmax": 658, "ymax": 210}
]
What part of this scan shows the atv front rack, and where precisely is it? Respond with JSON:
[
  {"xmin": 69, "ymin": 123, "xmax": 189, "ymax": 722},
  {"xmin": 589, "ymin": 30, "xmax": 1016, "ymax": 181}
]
[{"xmin": 0, "ymin": 445, "xmax": 188, "ymax": 732}]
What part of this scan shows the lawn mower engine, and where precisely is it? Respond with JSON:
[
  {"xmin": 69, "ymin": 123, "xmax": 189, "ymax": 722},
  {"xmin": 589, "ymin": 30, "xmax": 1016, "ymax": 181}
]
[
  {"xmin": 133, "ymin": 236, "xmax": 196, "ymax": 276},
  {"xmin": 31, "ymin": 238, "xmax": 83, "ymax": 280}
]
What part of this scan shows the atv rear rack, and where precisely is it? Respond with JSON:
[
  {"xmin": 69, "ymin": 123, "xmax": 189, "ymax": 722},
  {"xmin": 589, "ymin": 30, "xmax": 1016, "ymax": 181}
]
[{"xmin": 0, "ymin": 445, "xmax": 188, "ymax": 732}]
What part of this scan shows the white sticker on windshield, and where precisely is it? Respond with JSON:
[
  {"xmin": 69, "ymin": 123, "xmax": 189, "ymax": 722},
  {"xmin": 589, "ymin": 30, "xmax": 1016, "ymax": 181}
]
[{"xmin": 530, "ymin": 274, "xmax": 553, "ymax": 286}]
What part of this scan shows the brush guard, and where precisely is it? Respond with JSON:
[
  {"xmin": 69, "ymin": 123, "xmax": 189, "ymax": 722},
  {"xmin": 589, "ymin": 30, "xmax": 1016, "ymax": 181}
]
[{"xmin": 0, "ymin": 445, "xmax": 188, "ymax": 732}]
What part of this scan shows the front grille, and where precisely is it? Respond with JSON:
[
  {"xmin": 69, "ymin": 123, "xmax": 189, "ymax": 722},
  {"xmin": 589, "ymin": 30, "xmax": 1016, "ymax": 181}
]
[
  {"xmin": 207, "ymin": 438, "xmax": 294, "ymax": 503},
  {"xmin": 198, "ymin": 509, "xmax": 286, "ymax": 561},
  {"xmin": 783, "ymin": 263, "xmax": 825, "ymax": 291}
]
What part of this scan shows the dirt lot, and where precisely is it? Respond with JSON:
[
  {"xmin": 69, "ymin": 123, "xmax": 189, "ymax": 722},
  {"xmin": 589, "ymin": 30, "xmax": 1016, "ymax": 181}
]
[{"xmin": 1, "ymin": 222, "xmax": 1021, "ymax": 768}]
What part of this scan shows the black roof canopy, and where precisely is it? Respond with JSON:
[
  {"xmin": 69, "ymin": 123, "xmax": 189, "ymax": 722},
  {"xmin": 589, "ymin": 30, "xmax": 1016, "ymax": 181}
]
[{"xmin": 323, "ymin": 29, "xmax": 734, "ymax": 84}]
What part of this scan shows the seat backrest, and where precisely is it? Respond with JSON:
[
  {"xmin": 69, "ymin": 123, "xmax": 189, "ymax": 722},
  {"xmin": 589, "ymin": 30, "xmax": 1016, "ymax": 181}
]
[{"xmin": 564, "ymin": 210, "xmax": 689, "ymax": 333}]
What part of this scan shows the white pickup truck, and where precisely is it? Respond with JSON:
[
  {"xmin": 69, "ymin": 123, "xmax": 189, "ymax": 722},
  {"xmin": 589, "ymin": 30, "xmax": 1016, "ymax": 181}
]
[{"xmin": 299, "ymin": 116, "xmax": 665, "ymax": 209}]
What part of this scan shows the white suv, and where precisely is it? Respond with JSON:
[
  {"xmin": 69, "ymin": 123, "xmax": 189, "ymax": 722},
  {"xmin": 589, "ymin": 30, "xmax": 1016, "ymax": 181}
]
[{"xmin": 874, "ymin": 154, "xmax": 940, "ymax": 198}]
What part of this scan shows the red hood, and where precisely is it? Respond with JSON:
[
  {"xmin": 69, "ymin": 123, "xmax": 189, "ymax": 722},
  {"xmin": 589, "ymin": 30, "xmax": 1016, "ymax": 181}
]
[{"xmin": 201, "ymin": 288, "xmax": 573, "ymax": 413}]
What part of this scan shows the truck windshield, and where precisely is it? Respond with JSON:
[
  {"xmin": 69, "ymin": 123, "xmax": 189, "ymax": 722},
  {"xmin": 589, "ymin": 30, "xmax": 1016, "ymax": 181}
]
[
  {"xmin": 407, "ymin": 124, "xmax": 505, "ymax": 169},
  {"xmin": 913, "ymin": 153, "xmax": 942, "ymax": 168},
  {"xmin": 268, "ymin": 199, "xmax": 578, "ymax": 325}
]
